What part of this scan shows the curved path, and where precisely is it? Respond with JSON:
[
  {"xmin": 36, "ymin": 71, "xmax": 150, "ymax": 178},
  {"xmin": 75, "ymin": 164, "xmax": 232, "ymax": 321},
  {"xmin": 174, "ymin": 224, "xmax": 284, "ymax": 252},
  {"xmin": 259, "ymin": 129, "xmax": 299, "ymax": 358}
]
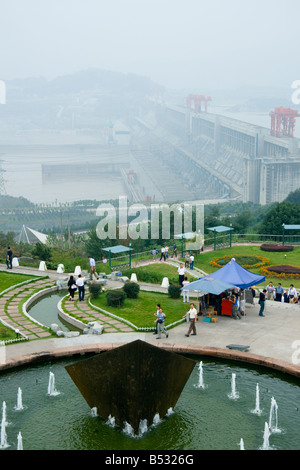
[{"xmin": 0, "ymin": 263, "xmax": 300, "ymax": 380}]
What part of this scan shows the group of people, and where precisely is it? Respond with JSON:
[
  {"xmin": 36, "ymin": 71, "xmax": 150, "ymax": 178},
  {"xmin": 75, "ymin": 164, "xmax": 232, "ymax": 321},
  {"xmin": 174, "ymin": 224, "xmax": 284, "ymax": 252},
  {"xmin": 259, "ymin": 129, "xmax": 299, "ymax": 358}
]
[
  {"xmin": 265, "ymin": 282, "xmax": 299, "ymax": 303},
  {"xmin": 154, "ymin": 244, "xmax": 178, "ymax": 261},
  {"xmin": 67, "ymin": 274, "xmax": 86, "ymax": 301},
  {"xmin": 153, "ymin": 302, "xmax": 198, "ymax": 339}
]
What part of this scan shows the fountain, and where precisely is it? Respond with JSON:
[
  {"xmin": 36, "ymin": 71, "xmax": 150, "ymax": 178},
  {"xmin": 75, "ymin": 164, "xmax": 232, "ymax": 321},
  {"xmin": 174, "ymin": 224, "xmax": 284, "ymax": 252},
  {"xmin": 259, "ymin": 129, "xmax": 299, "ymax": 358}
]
[
  {"xmin": 0, "ymin": 353, "xmax": 298, "ymax": 450},
  {"xmin": 228, "ymin": 373, "xmax": 239, "ymax": 399},
  {"xmin": 269, "ymin": 397, "xmax": 281, "ymax": 434},
  {"xmin": 261, "ymin": 422, "xmax": 271, "ymax": 450},
  {"xmin": 65, "ymin": 340, "xmax": 196, "ymax": 435},
  {"xmin": 17, "ymin": 432, "xmax": 23, "ymax": 450},
  {"xmin": 0, "ymin": 402, "xmax": 9, "ymax": 449},
  {"xmin": 47, "ymin": 372, "xmax": 60, "ymax": 397},
  {"xmin": 251, "ymin": 383, "xmax": 262, "ymax": 415},
  {"xmin": 195, "ymin": 361, "xmax": 206, "ymax": 389},
  {"xmin": 14, "ymin": 388, "xmax": 24, "ymax": 411}
]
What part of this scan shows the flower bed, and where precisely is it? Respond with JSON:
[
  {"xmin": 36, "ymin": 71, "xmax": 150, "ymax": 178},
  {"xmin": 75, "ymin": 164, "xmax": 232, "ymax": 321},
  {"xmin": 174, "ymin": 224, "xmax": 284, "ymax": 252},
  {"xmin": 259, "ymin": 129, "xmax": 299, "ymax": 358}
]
[
  {"xmin": 260, "ymin": 244, "xmax": 294, "ymax": 252},
  {"xmin": 210, "ymin": 254, "xmax": 270, "ymax": 270},
  {"xmin": 259, "ymin": 264, "xmax": 300, "ymax": 280}
]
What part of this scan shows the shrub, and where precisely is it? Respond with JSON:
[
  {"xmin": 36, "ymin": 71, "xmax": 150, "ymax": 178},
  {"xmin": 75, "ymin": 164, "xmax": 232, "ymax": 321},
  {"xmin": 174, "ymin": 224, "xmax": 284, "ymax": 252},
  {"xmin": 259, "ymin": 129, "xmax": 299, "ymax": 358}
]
[
  {"xmin": 89, "ymin": 284, "xmax": 102, "ymax": 299},
  {"xmin": 123, "ymin": 281, "xmax": 140, "ymax": 299},
  {"xmin": 267, "ymin": 265, "xmax": 300, "ymax": 274},
  {"xmin": 260, "ymin": 244, "xmax": 294, "ymax": 252},
  {"xmin": 106, "ymin": 290, "xmax": 126, "ymax": 308},
  {"xmin": 168, "ymin": 284, "xmax": 181, "ymax": 299}
]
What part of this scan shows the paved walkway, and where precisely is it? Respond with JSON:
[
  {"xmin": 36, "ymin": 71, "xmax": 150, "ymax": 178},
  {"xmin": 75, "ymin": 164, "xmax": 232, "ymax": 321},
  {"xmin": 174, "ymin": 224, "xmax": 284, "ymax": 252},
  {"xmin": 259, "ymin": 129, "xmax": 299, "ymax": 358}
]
[{"xmin": 0, "ymin": 262, "xmax": 300, "ymax": 379}]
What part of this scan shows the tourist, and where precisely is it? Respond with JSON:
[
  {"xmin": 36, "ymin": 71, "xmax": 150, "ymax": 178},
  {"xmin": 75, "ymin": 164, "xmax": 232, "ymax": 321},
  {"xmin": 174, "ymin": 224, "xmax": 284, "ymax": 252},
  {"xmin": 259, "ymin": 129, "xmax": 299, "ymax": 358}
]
[
  {"xmin": 288, "ymin": 284, "xmax": 297, "ymax": 303},
  {"xmin": 76, "ymin": 274, "xmax": 85, "ymax": 301},
  {"xmin": 165, "ymin": 245, "xmax": 169, "ymax": 259},
  {"xmin": 266, "ymin": 282, "xmax": 275, "ymax": 300},
  {"xmin": 231, "ymin": 294, "xmax": 241, "ymax": 319},
  {"xmin": 160, "ymin": 246, "xmax": 166, "ymax": 261},
  {"xmin": 239, "ymin": 289, "xmax": 246, "ymax": 316},
  {"xmin": 178, "ymin": 263, "xmax": 186, "ymax": 287},
  {"xmin": 172, "ymin": 243, "xmax": 177, "ymax": 258},
  {"xmin": 258, "ymin": 289, "xmax": 267, "ymax": 316},
  {"xmin": 153, "ymin": 303, "xmax": 161, "ymax": 335},
  {"xmin": 88, "ymin": 256, "xmax": 98, "ymax": 280},
  {"xmin": 189, "ymin": 254, "xmax": 194, "ymax": 270},
  {"xmin": 102, "ymin": 256, "xmax": 107, "ymax": 264},
  {"xmin": 275, "ymin": 283, "xmax": 284, "ymax": 302},
  {"xmin": 182, "ymin": 277, "xmax": 190, "ymax": 303},
  {"xmin": 155, "ymin": 308, "xmax": 168, "ymax": 339},
  {"xmin": 183, "ymin": 303, "xmax": 198, "ymax": 336},
  {"xmin": 67, "ymin": 275, "xmax": 77, "ymax": 301},
  {"xmin": 184, "ymin": 252, "xmax": 190, "ymax": 268},
  {"xmin": 152, "ymin": 248, "xmax": 157, "ymax": 260},
  {"xmin": 6, "ymin": 246, "xmax": 12, "ymax": 269}
]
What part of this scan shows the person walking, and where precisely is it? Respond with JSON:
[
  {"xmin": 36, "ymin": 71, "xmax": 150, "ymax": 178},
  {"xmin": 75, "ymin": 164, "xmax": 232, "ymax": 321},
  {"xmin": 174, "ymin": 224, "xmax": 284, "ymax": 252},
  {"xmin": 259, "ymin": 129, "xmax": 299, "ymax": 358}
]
[
  {"xmin": 155, "ymin": 307, "xmax": 168, "ymax": 339},
  {"xmin": 67, "ymin": 275, "xmax": 77, "ymax": 301},
  {"xmin": 258, "ymin": 289, "xmax": 267, "ymax": 316},
  {"xmin": 183, "ymin": 303, "xmax": 198, "ymax": 337},
  {"xmin": 182, "ymin": 277, "xmax": 190, "ymax": 303},
  {"xmin": 153, "ymin": 303, "xmax": 161, "ymax": 335},
  {"xmin": 189, "ymin": 254, "xmax": 194, "ymax": 270},
  {"xmin": 6, "ymin": 246, "xmax": 13, "ymax": 269},
  {"xmin": 76, "ymin": 274, "xmax": 85, "ymax": 301},
  {"xmin": 178, "ymin": 263, "xmax": 186, "ymax": 287},
  {"xmin": 88, "ymin": 256, "xmax": 98, "ymax": 280},
  {"xmin": 288, "ymin": 284, "xmax": 297, "ymax": 303},
  {"xmin": 160, "ymin": 246, "xmax": 166, "ymax": 261}
]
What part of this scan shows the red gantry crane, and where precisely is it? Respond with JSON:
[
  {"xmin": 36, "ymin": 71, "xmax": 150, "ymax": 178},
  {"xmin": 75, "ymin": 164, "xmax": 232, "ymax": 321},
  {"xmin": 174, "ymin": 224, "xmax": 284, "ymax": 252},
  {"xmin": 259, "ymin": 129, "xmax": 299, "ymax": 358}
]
[
  {"xmin": 269, "ymin": 107, "xmax": 300, "ymax": 138},
  {"xmin": 186, "ymin": 94, "xmax": 212, "ymax": 113}
]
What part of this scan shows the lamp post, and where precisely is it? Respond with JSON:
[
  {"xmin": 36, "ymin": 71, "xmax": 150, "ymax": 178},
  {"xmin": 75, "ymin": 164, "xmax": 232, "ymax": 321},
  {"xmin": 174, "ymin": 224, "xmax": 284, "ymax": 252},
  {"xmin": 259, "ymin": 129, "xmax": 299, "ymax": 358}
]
[
  {"xmin": 282, "ymin": 224, "xmax": 285, "ymax": 246},
  {"xmin": 129, "ymin": 242, "xmax": 132, "ymax": 269}
]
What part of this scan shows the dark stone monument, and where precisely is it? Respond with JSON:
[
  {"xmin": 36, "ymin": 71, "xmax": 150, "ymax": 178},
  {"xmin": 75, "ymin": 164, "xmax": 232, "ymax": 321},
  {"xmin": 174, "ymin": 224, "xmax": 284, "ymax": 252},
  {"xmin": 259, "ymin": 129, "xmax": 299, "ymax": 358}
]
[{"xmin": 65, "ymin": 340, "xmax": 196, "ymax": 434}]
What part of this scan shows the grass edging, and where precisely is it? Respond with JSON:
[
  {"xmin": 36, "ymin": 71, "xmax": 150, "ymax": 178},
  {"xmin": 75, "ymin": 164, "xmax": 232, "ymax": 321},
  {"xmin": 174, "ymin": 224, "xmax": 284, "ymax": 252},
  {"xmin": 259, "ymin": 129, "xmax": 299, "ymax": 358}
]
[{"xmin": 88, "ymin": 297, "xmax": 186, "ymax": 332}]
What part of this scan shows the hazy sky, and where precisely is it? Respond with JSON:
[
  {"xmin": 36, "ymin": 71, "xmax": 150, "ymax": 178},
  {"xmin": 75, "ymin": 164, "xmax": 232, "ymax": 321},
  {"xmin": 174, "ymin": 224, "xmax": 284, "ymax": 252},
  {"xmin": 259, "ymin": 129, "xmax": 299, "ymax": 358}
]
[{"xmin": 1, "ymin": 0, "xmax": 300, "ymax": 91}]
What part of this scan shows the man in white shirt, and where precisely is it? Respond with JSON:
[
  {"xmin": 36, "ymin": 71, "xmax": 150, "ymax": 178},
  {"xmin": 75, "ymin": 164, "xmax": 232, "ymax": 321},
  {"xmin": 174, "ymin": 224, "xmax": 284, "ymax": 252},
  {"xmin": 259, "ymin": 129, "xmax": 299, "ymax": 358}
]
[
  {"xmin": 178, "ymin": 263, "xmax": 186, "ymax": 287},
  {"xmin": 182, "ymin": 303, "xmax": 197, "ymax": 337},
  {"xmin": 76, "ymin": 274, "xmax": 85, "ymax": 301},
  {"xmin": 88, "ymin": 256, "xmax": 98, "ymax": 280}
]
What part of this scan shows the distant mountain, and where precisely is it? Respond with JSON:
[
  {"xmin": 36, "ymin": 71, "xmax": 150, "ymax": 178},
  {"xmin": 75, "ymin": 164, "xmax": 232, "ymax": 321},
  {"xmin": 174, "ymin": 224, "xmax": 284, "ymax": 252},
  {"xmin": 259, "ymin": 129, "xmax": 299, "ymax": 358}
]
[{"xmin": 6, "ymin": 69, "xmax": 157, "ymax": 99}]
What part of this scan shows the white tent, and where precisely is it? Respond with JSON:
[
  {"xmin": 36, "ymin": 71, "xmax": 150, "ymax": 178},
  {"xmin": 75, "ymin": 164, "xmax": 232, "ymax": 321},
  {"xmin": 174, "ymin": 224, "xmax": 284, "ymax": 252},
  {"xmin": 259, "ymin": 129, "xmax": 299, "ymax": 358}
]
[{"xmin": 18, "ymin": 225, "xmax": 48, "ymax": 245}]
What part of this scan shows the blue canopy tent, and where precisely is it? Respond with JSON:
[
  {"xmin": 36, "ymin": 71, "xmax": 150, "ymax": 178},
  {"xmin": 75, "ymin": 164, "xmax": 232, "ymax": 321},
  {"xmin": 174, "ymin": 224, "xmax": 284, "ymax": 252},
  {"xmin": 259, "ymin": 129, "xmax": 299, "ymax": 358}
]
[
  {"xmin": 181, "ymin": 276, "xmax": 236, "ymax": 295},
  {"xmin": 209, "ymin": 257, "xmax": 265, "ymax": 289}
]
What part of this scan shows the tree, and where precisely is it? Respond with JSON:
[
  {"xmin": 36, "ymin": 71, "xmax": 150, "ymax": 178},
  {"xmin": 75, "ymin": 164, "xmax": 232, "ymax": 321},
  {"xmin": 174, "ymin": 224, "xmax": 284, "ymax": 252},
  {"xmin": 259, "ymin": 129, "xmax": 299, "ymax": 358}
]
[{"xmin": 259, "ymin": 202, "xmax": 300, "ymax": 235}]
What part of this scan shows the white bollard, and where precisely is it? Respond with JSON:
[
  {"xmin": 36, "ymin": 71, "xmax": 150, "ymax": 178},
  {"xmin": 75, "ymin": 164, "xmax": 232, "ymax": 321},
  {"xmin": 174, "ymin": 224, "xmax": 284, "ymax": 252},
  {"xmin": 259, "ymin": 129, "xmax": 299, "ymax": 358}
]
[
  {"xmin": 130, "ymin": 273, "xmax": 138, "ymax": 283},
  {"xmin": 12, "ymin": 257, "xmax": 19, "ymax": 267},
  {"xmin": 161, "ymin": 277, "xmax": 169, "ymax": 288},
  {"xmin": 74, "ymin": 266, "xmax": 81, "ymax": 276},
  {"xmin": 57, "ymin": 264, "xmax": 65, "ymax": 274},
  {"xmin": 39, "ymin": 261, "xmax": 47, "ymax": 271}
]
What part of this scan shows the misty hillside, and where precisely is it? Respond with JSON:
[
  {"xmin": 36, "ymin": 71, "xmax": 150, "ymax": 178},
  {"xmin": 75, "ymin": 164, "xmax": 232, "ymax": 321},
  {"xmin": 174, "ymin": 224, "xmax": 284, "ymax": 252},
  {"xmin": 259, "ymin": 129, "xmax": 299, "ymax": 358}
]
[{"xmin": 0, "ymin": 69, "xmax": 158, "ymax": 132}]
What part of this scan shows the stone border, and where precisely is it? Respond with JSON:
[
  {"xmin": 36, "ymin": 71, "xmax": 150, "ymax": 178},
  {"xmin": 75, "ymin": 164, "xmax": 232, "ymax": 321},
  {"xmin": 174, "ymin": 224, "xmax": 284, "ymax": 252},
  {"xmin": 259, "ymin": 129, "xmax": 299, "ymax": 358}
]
[
  {"xmin": 1, "ymin": 341, "xmax": 300, "ymax": 380},
  {"xmin": 57, "ymin": 296, "xmax": 88, "ymax": 331},
  {"xmin": 22, "ymin": 286, "xmax": 58, "ymax": 328}
]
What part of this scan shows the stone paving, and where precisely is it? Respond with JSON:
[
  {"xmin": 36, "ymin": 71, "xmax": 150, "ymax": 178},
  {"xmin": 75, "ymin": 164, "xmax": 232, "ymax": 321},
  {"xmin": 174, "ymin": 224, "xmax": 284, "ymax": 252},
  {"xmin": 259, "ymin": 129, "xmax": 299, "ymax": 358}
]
[{"xmin": 0, "ymin": 277, "xmax": 56, "ymax": 340}]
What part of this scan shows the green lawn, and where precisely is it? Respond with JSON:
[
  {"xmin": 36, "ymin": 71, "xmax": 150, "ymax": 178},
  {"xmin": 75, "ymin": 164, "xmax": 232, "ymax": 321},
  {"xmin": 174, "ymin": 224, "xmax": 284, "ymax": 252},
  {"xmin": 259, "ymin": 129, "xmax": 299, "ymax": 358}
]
[
  {"xmin": 193, "ymin": 245, "xmax": 300, "ymax": 289},
  {"xmin": 91, "ymin": 290, "xmax": 187, "ymax": 329},
  {"xmin": 0, "ymin": 271, "xmax": 41, "ymax": 342},
  {"xmin": 122, "ymin": 262, "xmax": 180, "ymax": 285},
  {"xmin": 0, "ymin": 271, "xmax": 39, "ymax": 293}
]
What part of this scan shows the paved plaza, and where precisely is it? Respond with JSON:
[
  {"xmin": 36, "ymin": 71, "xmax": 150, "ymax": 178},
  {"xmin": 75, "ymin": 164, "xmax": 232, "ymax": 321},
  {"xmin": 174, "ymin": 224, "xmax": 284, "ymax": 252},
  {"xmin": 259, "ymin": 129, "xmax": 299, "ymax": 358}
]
[{"xmin": 0, "ymin": 263, "xmax": 300, "ymax": 379}]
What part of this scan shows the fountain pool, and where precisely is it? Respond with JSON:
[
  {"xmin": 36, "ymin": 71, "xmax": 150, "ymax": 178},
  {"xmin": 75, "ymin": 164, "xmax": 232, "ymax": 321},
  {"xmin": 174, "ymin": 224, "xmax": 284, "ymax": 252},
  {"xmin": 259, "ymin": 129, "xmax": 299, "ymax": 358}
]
[
  {"xmin": 27, "ymin": 291, "xmax": 79, "ymax": 332},
  {"xmin": 0, "ymin": 355, "xmax": 299, "ymax": 450}
]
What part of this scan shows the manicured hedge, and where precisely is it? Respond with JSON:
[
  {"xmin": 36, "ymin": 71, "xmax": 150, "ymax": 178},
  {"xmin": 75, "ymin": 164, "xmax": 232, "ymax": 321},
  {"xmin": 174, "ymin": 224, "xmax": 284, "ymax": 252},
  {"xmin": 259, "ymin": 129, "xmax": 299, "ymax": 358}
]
[{"xmin": 260, "ymin": 244, "xmax": 294, "ymax": 252}]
